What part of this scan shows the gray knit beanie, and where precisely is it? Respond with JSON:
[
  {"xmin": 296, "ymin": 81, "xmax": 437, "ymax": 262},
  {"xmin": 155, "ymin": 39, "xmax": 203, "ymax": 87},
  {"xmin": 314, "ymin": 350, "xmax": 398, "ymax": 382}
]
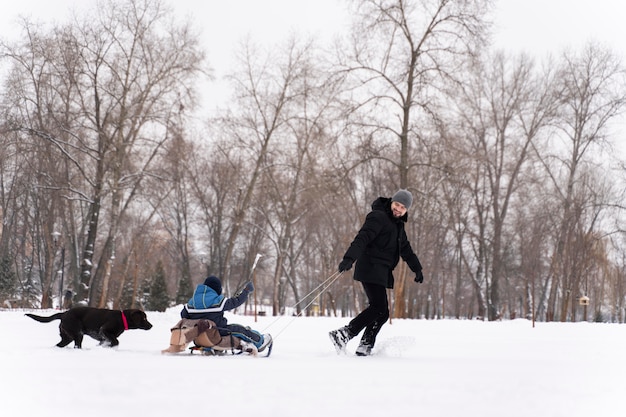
[{"xmin": 391, "ymin": 189, "xmax": 413, "ymax": 210}]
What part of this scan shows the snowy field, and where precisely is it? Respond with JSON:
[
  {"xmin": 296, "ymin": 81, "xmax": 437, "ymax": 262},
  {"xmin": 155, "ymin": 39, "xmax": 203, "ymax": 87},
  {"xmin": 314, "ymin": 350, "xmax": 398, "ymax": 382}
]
[{"xmin": 1, "ymin": 307, "xmax": 624, "ymax": 417}]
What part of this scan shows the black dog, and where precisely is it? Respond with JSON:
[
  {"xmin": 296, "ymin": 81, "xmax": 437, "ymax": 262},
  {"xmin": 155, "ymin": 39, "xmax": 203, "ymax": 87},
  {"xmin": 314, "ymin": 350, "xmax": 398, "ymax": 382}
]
[{"xmin": 26, "ymin": 307, "xmax": 153, "ymax": 348}]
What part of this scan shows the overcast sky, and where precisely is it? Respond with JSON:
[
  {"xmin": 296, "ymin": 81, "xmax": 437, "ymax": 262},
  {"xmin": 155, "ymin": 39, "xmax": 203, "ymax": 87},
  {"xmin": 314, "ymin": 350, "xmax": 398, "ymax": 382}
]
[
  {"xmin": 2, "ymin": 0, "xmax": 626, "ymax": 146},
  {"xmin": 3, "ymin": 0, "xmax": 626, "ymax": 64},
  {"xmin": 492, "ymin": 0, "xmax": 626, "ymax": 55}
]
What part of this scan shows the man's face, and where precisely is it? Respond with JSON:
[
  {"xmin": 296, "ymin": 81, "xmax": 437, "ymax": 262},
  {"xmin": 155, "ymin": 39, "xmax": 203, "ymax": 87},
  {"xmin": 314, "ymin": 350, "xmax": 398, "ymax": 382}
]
[{"xmin": 391, "ymin": 201, "xmax": 407, "ymax": 218}]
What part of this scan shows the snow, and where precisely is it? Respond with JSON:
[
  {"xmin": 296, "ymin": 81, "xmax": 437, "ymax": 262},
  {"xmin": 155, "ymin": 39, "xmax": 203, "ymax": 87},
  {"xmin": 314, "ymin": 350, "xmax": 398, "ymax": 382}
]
[{"xmin": 1, "ymin": 307, "xmax": 623, "ymax": 417}]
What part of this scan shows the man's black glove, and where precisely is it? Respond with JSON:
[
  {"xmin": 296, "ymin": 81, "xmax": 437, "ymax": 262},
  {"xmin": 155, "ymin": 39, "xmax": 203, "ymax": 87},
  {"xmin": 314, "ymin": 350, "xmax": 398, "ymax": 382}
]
[
  {"xmin": 415, "ymin": 270, "xmax": 424, "ymax": 284},
  {"xmin": 338, "ymin": 258, "xmax": 354, "ymax": 272}
]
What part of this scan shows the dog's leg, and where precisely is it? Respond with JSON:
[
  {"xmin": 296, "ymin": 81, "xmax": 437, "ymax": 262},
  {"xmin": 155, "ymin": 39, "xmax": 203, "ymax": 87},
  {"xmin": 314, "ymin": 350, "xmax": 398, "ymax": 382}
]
[
  {"xmin": 57, "ymin": 334, "xmax": 73, "ymax": 348},
  {"xmin": 74, "ymin": 333, "xmax": 83, "ymax": 349},
  {"xmin": 102, "ymin": 330, "xmax": 120, "ymax": 347},
  {"xmin": 57, "ymin": 327, "xmax": 74, "ymax": 348},
  {"xmin": 99, "ymin": 325, "xmax": 121, "ymax": 347},
  {"xmin": 87, "ymin": 324, "xmax": 118, "ymax": 347}
]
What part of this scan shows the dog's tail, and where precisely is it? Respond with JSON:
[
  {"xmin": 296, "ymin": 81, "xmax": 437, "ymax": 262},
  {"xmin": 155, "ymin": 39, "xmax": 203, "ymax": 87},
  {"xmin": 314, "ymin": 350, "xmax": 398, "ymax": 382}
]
[{"xmin": 25, "ymin": 312, "xmax": 65, "ymax": 323}]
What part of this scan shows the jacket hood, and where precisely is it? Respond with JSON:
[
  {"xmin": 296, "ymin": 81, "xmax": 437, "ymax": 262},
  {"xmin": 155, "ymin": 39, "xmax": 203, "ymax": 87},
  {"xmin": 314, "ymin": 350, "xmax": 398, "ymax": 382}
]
[{"xmin": 187, "ymin": 284, "xmax": 225, "ymax": 309}]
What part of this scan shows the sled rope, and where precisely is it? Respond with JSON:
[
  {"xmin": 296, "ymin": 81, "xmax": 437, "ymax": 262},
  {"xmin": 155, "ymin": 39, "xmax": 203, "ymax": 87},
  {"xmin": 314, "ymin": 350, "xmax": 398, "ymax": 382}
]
[{"xmin": 262, "ymin": 270, "xmax": 343, "ymax": 340}]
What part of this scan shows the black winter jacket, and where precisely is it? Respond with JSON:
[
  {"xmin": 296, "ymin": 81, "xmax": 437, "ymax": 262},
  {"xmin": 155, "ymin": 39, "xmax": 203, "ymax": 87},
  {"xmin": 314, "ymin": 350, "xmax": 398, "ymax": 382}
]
[{"xmin": 342, "ymin": 197, "xmax": 422, "ymax": 288}]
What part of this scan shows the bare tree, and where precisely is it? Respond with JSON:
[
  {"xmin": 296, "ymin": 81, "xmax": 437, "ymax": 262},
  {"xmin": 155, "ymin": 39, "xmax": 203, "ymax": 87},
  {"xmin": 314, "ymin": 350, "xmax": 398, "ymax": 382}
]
[
  {"xmin": 256, "ymin": 41, "xmax": 344, "ymax": 315},
  {"xmin": 203, "ymin": 37, "xmax": 322, "ymax": 300},
  {"xmin": 340, "ymin": 0, "xmax": 490, "ymax": 184},
  {"xmin": 446, "ymin": 51, "xmax": 559, "ymax": 320},
  {"xmin": 337, "ymin": 0, "xmax": 491, "ymax": 317},
  {"xmin": 1, "ymin": 0, "xmax": 206, "ymax": 306},
  {"xmin": 540, "ymin": 43, "xmax": 626, "ymax": 321},
  {"xmin": 0, "ymin": 21, "xmax": 74, "ymax": 308}
]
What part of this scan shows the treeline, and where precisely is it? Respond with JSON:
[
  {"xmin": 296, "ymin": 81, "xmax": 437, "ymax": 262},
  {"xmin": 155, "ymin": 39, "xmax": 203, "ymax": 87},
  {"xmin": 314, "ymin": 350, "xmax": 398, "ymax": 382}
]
[{"xmin": 1, "ymin": 0, "xmax": 626, "ymax": 322}]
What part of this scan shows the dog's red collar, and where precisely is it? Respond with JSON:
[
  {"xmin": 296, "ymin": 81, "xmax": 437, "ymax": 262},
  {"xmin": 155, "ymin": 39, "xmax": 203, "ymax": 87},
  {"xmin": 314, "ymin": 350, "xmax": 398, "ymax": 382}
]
[{"xmin": 121, "ymin": 311, "xmax": 129, "ymax": 330}]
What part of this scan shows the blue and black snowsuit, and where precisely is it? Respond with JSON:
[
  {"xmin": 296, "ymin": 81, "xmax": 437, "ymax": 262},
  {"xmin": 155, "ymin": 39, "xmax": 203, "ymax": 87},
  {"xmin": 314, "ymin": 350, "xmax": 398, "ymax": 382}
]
[{"xmin": 180, "ymin": 276, "xmax": 262, "ymax": 345}]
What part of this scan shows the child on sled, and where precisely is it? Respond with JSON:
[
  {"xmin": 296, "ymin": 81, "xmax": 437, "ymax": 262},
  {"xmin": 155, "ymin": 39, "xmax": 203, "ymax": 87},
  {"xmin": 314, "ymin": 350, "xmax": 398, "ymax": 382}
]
[{"xmin": 180, "ymin": 275, "xmax": 272, "ymax": 353}]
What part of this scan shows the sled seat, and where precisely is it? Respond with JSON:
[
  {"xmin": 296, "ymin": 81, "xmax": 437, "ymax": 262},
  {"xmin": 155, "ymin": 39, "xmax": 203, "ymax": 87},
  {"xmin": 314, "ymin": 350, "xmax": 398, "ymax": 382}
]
[{"xmin": 161, "ymin": 319, "xmax": 253, "ymax": 355}]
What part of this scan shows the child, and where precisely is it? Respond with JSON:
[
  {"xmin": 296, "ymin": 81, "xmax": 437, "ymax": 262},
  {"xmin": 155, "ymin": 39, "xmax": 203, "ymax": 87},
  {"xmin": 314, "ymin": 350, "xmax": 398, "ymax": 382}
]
[{"xmin": 181, "ymin": 275, "xmax": 272, "ymax": 352}]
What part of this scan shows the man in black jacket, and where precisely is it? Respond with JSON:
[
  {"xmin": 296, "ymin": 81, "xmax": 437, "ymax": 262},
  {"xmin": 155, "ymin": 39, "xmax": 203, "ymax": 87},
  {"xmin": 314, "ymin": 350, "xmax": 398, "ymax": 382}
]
[{"xmin": 329, "ymin": 189, "xmax": 424, "ymax": 356}]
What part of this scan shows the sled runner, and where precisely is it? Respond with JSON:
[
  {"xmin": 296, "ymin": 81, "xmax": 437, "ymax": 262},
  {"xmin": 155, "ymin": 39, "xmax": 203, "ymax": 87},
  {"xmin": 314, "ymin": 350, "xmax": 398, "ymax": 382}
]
[{"xmin": 161, "ymin": 319, "xmax": 272, "ymax": 357}]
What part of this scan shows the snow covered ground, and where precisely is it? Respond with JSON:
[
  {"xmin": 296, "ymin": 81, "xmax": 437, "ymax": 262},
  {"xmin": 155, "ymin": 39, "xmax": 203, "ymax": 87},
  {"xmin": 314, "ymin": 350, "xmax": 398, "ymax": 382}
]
[{"xmin": 1, "ymin": 307, "xmax": 623, "ymax": 417}]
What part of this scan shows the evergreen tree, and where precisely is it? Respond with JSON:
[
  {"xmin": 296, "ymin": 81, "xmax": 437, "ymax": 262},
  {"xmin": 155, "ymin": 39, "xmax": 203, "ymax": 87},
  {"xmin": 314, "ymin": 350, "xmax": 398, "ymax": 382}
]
[
  {"xmin": 147, "ymin": 261, "xmax": 170, "ymax": 312},
  {"xmin": 176, "ymin": 271, "xmax": 192, "ymax": 305},
  {"xmin": 0, "ymin": 256, "xmax": 17, "ymax": 302},
  {"xmin": 119, "ymin": 278, "xmax": 136, "ymax": 309},
  {"xmin": 22, "ymin": 275, "xmax": 40, "ymax": 308}
]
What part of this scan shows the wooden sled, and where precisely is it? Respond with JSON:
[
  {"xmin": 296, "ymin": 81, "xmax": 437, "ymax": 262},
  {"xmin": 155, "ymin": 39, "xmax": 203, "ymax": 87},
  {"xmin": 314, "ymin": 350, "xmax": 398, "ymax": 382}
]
[{"xmin": 161, "ymin": 319, "xmax": 265, "ymax": 356}]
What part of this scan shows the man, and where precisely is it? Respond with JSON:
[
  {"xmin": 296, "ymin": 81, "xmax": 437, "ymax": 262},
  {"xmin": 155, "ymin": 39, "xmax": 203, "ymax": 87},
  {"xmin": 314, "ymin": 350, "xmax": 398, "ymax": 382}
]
[{"xmin": 329, "ymin": 189, "xmax": 424, "ymax": 356}]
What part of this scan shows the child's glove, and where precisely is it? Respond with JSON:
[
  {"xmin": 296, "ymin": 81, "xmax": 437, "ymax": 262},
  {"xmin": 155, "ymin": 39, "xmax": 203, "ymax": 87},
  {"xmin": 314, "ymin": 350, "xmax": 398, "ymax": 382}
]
[{"xmin": 244, "ymin": 281, "xmax": 255, "ymax": 293}]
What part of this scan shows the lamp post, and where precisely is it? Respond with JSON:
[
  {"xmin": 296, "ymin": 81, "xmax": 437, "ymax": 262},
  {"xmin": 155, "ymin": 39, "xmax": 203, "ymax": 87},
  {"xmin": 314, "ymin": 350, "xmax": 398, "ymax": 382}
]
[
  {"xmin": 59, "ymin": 246, "xmax": 65, "ymax": 309},
  {"xmin": 199, "ymin": 251, "xmax": 207, "ymax": 276}
]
